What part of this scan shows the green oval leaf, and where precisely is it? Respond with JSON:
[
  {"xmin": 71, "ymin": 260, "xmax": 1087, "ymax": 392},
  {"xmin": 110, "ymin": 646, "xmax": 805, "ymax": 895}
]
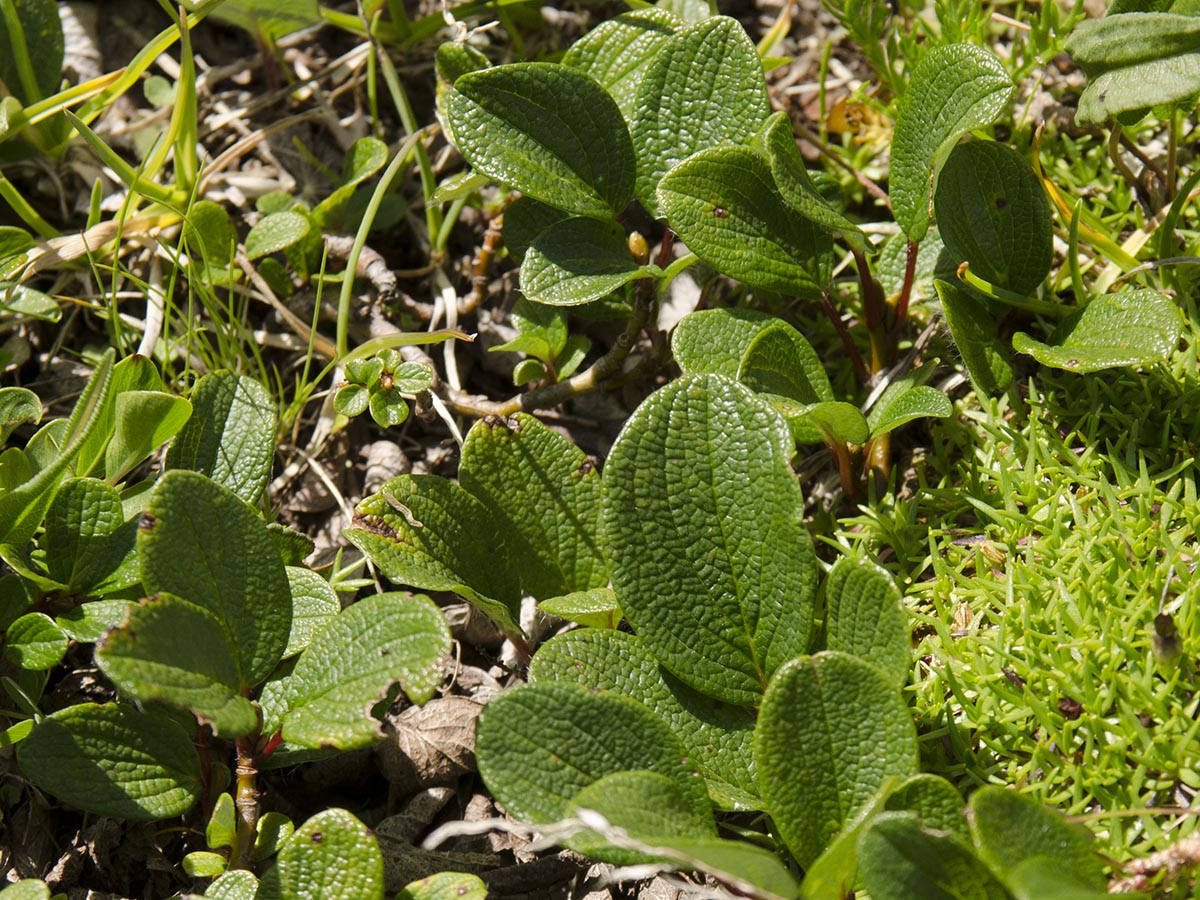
[
  {"xmin": 183, "ymin": 850, "xmax": 228, "ymax": 877},
  {"xmin": 866, "ymin": 383, "xmax": 953, "ymax": 438},
  {"xmin": 934, "ymin": 141, "xmax": 1052, "ymax": 295},
  {"xmin": 17, "ymin": 702, "xmax": 201, "ymax": 821},
  {"xmin": 563, "ymin": 9, "xmax": 682, "ymax": 124},
  {"xmin": 334, "ymin": 383, "xmax": 369, "ymax": 418},
  {"xmin": 1012, "ymin": 289, "xmax": 1184, "ymax": 373},
  {"xmin": 75, "ymin": 353, "xmax": 165, "ymax": 480},
  {"xmin": 890, "ymin": 44, "xmax": 1013, "ymax": 242},
  {"xmin": 1, "ymin": 285, "xmax": 60, "ymax": 322},
  {"xmin": 796, "ymin": 399, "xmax": 871, "ymax": 445},
  {"xmin": 254, "ymin": 811, "xmax": 294, "ymax": 861},
  {"xmin": 206, "ymin": 791, "xmax": 238, "ymax": 849},
  {"xmin": 476, "ymin": 681, "xmax": 710, "ymax": 831},
  {"xmin": 3, "ymin": 612, "xmax": 67, "ymax": 670},
  {"xmin": 531, "ymin": 628, "xmax": 760, "ymax": 810},
  {"xmin": 858, "ymin": 812, "xmax": 1009, "ymax": 900},
  {"xmin": 935, "ymin": 278, "xmax": 1014, "ymax": 395},
  {"xmin": 737, "ymin": 318, "xmax": 835, "ymax": 409},
  {"xmin": 631, "ymin": 16, "xmax": 771, "ymax": 217},
  {"xmin": 567, "ymin": 769, "xmax": 716, "ymax": 863},
  {"xmin": 658, "ymin": 145, "xmax": 833, "ymax": 299},
  {"xmin": 42, "ymin": 477, "xmax": 134, "ymax": 593},
  {"xmin": 520, "ymin": 215, "xmax": 657, "ymax": 306},
  {"xmin": 672, "ymin": 307, "xmax": 777, "ymax": 379},
  {"xmin": 755, "ymin": 111, "xmax": 867, "ymax": 251},
  {"xmin": 281, "ymin": 592, "xmax": 450, "ymax": 749},
  {"xmin": 106, "ymin": 390, "xmax": 192, "ymax": 484},
  {"xmin": 270, "ymin": 524, "xmax": 315, "ymax": 567},
  {"xmin": 968, "ymin": 786, "xmax": 1105, "ymax": 893},
  {"xmin": 392, "ymin": 361, "xmax": 433, "ymax": 394},
  {"xmin": 283, "ymin": 566, "xmax": 340, "ymax": 658},
  {"xmin": 443, "ymin": 62, "xmax": 635, "ymax": 218},
  {"xmin": 396, "ymin": 873, "xmax": 487, "ymax": 900},
  {"xmin": 603, "ymin": 374, "xmax": 817, "ymax": 705},
  {"xmin": 0, "ymin": 387, "xmax": 41, "ymax": 442},
  {"xmin": 185, "ymin": 200, "xmax": 237, "ymax": 274},
  {"xmin": 756, "ymin": 651, "xmax": 919, "ymax": 867},
  {"xmin": 341, "ymin": 136, "xmax": 388, "ymax": 186},
  {"xmin": 538, "ymin": 588, "xmax": 621, "ymax": 629},
  {"xmin": 245, "ymin": 211, "xmax": 311, "ymax": 260},
  {"xmin": 346, "ymin": 475, "xmax": 523, "ymax": 638},
  {"xmin": 138, "ymin": 469, "xmax": 291, "ymax": 688},
  {"xmin": 824, "ymin": 558, "xmax": 910, "ymax": 685},
  {"xmin": 205, "ymin": 869, "xmax": 259, "ymax": 899},
  {"xmin": 0, "ymin": 881, "xmax": 50, "ymax": 900},
  {"xmin": 435, "ymin": 41, "xmax": 489, "ymax": 84},
  {"xmin": 256, "ymin": 809, "xmax": 384, "ymax": 900},
  {"xmin": 0, "ymin": 349, "xmax": 114, "ymax": 547},
  {"xmin": 367, "ymin": 389, "xmax": 409, "ymax": 427},
  {"xmin": 459, "ymin": 413, "xmax": 607, "ymax": 601},
  {"xmin": 884, "ymin": 774, "xmax": 968, "ymax": 842},
  {"xmin": 1066, "ymin": 13, "xmax": 1200, "ymax": 123},
  {"xmin": 96, "ymin": 593, "xmax": 258, "ymax": 737},
  {"xmin": 0, "ymin": 0, "xmax": 63, "ymax": 104},
  {"xmin": 55, "ymin": 598, "xmax": 133, "ymax": 643},
  {"xmin": 166, "ymin": 372, "xmax": 275, "ymax": 504}
]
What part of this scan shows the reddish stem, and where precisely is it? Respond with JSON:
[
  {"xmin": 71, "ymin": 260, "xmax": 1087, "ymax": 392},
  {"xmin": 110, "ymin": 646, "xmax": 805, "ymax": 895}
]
[
  {"xmin": 852, "ymin": 246, "xmax": 893, "ymax": 370},
  {"xmin": 821, "ymin": 290, "xmax": 869, "ymax": 383},
  {"xmin": 252, "ymin": 731, "xmax": 284, "ymax": 768},
  {"xmin": 829, "ymin": 439, "xmax": 861, "ymax": 504},
  {"xmin": 888, "ymin": 239, "xmax": 919, "ymax": 346},
  {"xmin": 655, "ymin": 229, "xmax": 676, "ymax": 269}
]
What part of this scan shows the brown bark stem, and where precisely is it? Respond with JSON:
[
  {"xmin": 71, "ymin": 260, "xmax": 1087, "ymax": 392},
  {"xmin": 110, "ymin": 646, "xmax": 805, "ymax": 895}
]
[{"xmin": 230, "ymin": 737, "xmax": 260, "ymax": 871}]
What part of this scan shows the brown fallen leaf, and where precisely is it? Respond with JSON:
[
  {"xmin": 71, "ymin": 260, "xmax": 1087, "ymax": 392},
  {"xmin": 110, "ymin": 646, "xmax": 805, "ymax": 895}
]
[{"xmin": 378, "ymin": 695, "xmax": 484, "ymax": 797}]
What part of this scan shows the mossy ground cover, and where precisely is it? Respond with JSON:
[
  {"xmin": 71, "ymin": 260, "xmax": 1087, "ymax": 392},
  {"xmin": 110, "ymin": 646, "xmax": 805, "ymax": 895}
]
[{"xmin": 835, "ymin": 295, "xmax": 1200, "ymax": 860}]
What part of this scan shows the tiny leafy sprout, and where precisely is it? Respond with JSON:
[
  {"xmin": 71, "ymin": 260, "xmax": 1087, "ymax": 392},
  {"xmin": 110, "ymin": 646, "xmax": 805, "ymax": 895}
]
[
  {"xmin": 490, "ymin": 298, "xmax": 591, "ymax": 387},
  {"xmin": 334, "ymin": 351, "xmax": 434, "ymax": 428}
]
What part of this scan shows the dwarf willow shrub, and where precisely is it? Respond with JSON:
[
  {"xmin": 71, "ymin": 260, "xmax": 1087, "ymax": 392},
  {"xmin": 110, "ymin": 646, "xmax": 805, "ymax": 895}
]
[{"xmin": 349, "ymin": 373, "xmax": 1116, "ymax": 898}]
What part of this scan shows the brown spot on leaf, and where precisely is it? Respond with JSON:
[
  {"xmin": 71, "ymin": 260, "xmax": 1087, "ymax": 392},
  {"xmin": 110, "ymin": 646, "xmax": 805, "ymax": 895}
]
[
  {"xmin": 138, "ymin": 512, "xmax": 157, "ymax": 532},
  {"xmin": 1058, "ymin": 696, "xmax": 1082, "ymax": 719},
  {"xmin": 310, "ymin": 830, "xmax": 324, "ymax": 844},
  {"xmin": 995, "ymin": 196, "xmax": 1008, "ymax": 210},
  {"xmin": 350, "ymin": 514, "xmax": 399, "ymax": 540},
  {"xmin": 1001, "ymin": 667, "xmax": 1025, "ymax": 688},
  {"xmin": 712, "ymin": 206, "xmax": 728, "ymax": 218}
]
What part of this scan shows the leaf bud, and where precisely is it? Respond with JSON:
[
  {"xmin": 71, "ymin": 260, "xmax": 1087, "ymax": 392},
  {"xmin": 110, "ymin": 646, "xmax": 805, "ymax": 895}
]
[{"xmin": 627, "ymin": 231, "xmax": 649, "ymax": 266}]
